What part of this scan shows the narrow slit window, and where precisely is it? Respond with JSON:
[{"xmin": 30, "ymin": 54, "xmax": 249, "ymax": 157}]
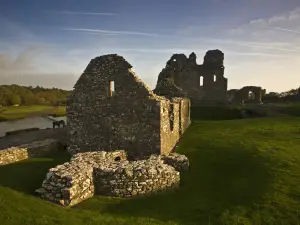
[
  {"xmin": 214, "ymin": 75, "xmax": 216, "ymax": 82},
  {"xmin": 109, "ymin": 81, "xmax": 115, "ymax": 96},
  {"xmin": 200, "ymin": 76, "xmax": 203, "ymax": 86},
  {"xmin": 169, "ymin": 104, "xmax": 174, "ymax": 131}
]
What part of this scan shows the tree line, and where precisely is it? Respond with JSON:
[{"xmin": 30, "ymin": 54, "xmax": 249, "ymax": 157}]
[
  {"xmin": 0, "ymin": 85, "xmax": 72, "ymax": 106},
  {"xmin": 0, "ymin": 84, "xmax": 299, "ymax": 107},
  {"xmin": 262, "ymin": 87, "xmax": 300, "ymax": 103}
]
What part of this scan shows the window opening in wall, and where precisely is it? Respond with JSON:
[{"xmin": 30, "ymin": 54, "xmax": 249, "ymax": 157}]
[
  {"xmin": 213, "ymin": 75, "xmax": 217, "ymax": 82},
  {"xmin": 200, "ymin": 76, "xmax": 203, "ymax": 86},
  {"xmin": 109, "ymin": 81, "xmax": 115, "ymax": 96},
  {"xmin": 248, "ymin": 91, "xmax": 255, "ymax": 100},
  {"xmin": 169, "ymin": 104, "xmax": 174, "ymax": 131}
]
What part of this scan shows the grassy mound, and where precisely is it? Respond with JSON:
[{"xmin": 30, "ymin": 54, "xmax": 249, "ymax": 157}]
[{"xmin": 1, "ymin": 117, "xmax": 300, "ymax": 224}]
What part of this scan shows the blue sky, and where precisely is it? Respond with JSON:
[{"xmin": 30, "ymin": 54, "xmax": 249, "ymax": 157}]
[{"xmin": 0, "ymin": 0, "xmax": 300, "ymax": 92}]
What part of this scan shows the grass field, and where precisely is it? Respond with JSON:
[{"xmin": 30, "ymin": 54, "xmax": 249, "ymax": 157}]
[
  {"xmin": 1, "ymin": 114, "xmax": 300, "ymax": 224},
  {"xmin": 0, "ymin": 105, "xmax": 66, "ymax": 121}
]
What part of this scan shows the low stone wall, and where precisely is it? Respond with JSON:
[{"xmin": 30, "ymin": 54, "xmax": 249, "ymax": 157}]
[
  {"xmin": 19, "ymin": 139, "xmax": 63, "ymax": 157},
  {"xmin": 0, "ymin": 139, "xmax": 64, "ymax": 165},
  {"xmin": 162, "ymin": 153, "xmax": 190, "ymax": 172},
  {"xmin": 94, "ymin": 156, "xmax": 180, "ymax": 198},
  {"xmin": 36, "ymin": 150, "xmax": 189, "ymax": 206},
  {"xmin": 0, "ymin": 147, "xmax": 28, "ymax": 165}
]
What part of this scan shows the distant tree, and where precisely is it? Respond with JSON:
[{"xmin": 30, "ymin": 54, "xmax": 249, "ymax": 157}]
[
  {"xmin": 0, "ymin": 86, "xmax": 11, "ymax": 106},
  {"xmin": 10, "ymin": 94, "xmax": 21, "ymax": 105},
  {"xmin": 0, "ymin": 84, "xmax": 70, "ymax": 106}
]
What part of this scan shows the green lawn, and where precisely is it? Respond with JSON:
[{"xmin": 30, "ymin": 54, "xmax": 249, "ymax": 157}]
[
  {"xmin": 1, "ymin": 116, "xmax": 300, "ymax": 224},
  {"xmin": 0, "ymin": 105, "xmax": 66, "ymax": 121},
  {"xmin": 273, "ymin": 104, "xmax": 300, "ymax": 117}
]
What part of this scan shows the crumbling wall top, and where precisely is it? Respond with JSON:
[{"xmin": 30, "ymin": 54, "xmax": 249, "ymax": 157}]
[
  {"xmin": 240, "ymin": 86, "xmax": 262, "ymax": 90},
  {"xmin": 71, "ymin": 54, "xmax": 168, "ymax": 102},
  {"xmin": 203, "ymin": 49, "xmax": 224, "ymax": 67}
]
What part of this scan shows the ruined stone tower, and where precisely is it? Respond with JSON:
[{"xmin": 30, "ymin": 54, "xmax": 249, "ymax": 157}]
[{"xmin": 153, "ymin": 50, "xmax": 228, "ymax": 105}]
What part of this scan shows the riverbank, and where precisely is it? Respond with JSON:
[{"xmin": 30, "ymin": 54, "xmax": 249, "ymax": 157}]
[{"xmin": 0, "ymin": 106, "xmax": 66, "ymax": 122}]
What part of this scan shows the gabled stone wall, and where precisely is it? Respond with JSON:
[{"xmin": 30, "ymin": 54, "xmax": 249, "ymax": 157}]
[{"xmin": 67, "ymin": 54, "xmax": 191, "ymax": 159}]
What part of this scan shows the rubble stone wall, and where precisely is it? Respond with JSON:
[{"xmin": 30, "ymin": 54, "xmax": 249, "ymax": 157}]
[
  {"xmin": 36, "ymin": 150, "xmax": 189, "ymax": 207},
  {"xmin": 179, "ymin": 98, "xmax": 191, "ymax": 135},
  {"xmin": 153, "ymin": 50, "xmax": 228, "ymax": 105},
  {"xmin": 68, "ymin": 98, "xmax": 161, "ymax": 159},
  {"xmin": 0, "ymin": 139, "xmax": 64, "ymax": 165},
  {"xmin": 67, "ymin": 54, "xmax": 191, "ymax": 159},
  {"xmin": 160, "ymin": 99, "xmax": 181, "ymax": 155},
  {"xmin": 228, "ymin": 86, "xmax": 265, "ymax": 104},
  {"xmin": 0, "ymin": 147, "xmax": 28, "ymax": 165}
]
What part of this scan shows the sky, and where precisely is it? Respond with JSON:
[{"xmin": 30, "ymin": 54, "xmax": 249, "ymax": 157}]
[{"xmin": 0, "ymin": 0, "xmax": 300, "ymax": 92}]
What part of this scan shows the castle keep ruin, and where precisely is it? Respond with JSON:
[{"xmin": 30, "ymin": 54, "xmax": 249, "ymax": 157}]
[
  {"xmin": 67, "ymin": 54, "xmax": 191, "ymax": 159},
  {"xmin": 153, "ymin": 50, "xmax": 228, "ymax": 105}
]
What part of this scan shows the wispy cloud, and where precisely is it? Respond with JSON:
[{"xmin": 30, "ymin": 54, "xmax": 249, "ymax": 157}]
[
  {"xmin": 228, "ymin": 7, "xmax": 300, "ymax": 37},
  {"xmin": 62, "ymin": 28, "xmax": 159, "ymax": 37},
  {"xmin": 192, "ymin": 38, "xmax": 298, "ymax": 53},
  {"xmin": 272, "ymin": 27, "xmax": 300, "ymax": 34},
  {"xmin": 48, "ymin": 10, "xmax": 116, "ymax": 16}
]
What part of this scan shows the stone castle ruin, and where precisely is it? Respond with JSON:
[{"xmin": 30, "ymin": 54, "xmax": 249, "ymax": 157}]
[
  {"xmin": 67, "ymin": 54, "xmax": 191, "ymax": 159},
  {"xmin": 228, "ymin": 86, "xmax": 266, "ymax": 104},
  {"xmin": 30, "ymin": 54, "xmax": 191, "ymax": 206},
  {"xmin": 153, "ymin": 50, "xmax": 228, "ymax": 105},
  {"xmin": 0, "ymin": 51, "xmax": 271, "ymax": 207}
]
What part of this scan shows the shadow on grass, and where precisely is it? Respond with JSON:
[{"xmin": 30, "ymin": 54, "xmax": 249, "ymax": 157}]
[
  {"xmin": 0, "ymin": 151, "xmax": 70, "ymax": 194},
  {"xmin": 76, "ymin": 143, "xmax": 272, "ymax": 224},
  {"xmin": 191, "ymin": 105, "xmax": 243, "ymax": 120}
]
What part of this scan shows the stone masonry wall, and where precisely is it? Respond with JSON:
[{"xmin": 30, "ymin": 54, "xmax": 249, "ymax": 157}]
[
  {"xmin": 160, "ymin": 99, "xmax": 181, "ymax": 155},
  {"xmin": 154, "ymin": 50, "xmax": 228, "ymax": 105},
  {"xmin": 228, "ymin": 86, "xmax": 265, "ymax": 104},
  {"xmin": 0, "ymin": 147, "xmax": 28, "ymax": 165},
  {"xmin": 67, "ymin": 54, "xmax": 191, "ymax": 159},
  {"xmin": 159, "ymin": 97, "xmax": 191, "ymax": 155},
  {"xmin": 36, "ymin": 150, "xmax": 189, "ymax": 206},
  {"xmin": 0, "ymin": 139, "xmax": 64, "ymax": 165},
  {"xmin": 68, "ymin": 98, "xmax": 161, "ymax": 160},
  {"xmin": 179, "ymin": 98, "xmax": 191, "ymax": 135}
]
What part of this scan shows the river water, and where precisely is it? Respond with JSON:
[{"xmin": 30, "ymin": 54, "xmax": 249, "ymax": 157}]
[{"xmin": 0, "ymin": 116, "xmax": 67, "ymax": 137}]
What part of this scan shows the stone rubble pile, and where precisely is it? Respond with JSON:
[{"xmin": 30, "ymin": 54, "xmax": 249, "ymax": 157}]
[
  {"xmin": 36, "ymin": 150, "xmax": 189, "ymax": 206},
  {"xmin": 0, "ymin": 139, "xmax": 63, "ymax": 165}
]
